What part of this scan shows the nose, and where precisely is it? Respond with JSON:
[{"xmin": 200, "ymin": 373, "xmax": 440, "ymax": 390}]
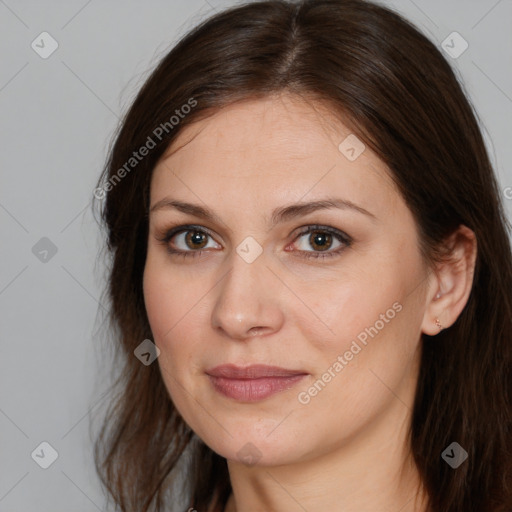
[{"xmin": 211, "ymin": 249, "xmax": 285, "ymax": 341}]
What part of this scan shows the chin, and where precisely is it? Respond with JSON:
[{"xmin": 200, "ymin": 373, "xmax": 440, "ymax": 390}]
[{"xmin": 200, "ymin": 424, "xmax": 313, "ymax": 467}]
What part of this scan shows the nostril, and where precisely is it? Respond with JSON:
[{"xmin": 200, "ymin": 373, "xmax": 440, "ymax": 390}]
[{"xmin": 248, "ymin": 326, "xmax": 269, "ymax": 336}]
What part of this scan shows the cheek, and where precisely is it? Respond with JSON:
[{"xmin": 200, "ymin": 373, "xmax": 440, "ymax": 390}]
[
  {"xmin": 143, "ymin": 252, "xmax": 202, "ymax": 344},
  {"xmin": 143, "ymin": 260, "xmax": 202, "ymax": 414},
  {"xmin": 289, "ymin": 265, "xmax": 402, "ymax": 355},
  {"xmin": 143, "ymin": 264, "xmax": 195, "ymax": 406},
  {"xmin": 143, "ymin": 263, "xmax": 174, "ymax": 342},
  {"xmin": 290, "ymin": 260, "xmax": 420, "ymax": 394},
  {"xmin": 142, "ymin": 256, "xmax": 210, "ymax": 380}
]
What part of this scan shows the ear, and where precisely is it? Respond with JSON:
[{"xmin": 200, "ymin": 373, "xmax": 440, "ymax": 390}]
[{"xmin": 421, "ymin": 225, "xmax": 477, "ymax": 335}]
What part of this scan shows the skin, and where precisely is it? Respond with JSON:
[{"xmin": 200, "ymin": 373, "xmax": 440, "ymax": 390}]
[{"xmin": 143, "ymin": 93, "xmax": 477, "ymax": 512}]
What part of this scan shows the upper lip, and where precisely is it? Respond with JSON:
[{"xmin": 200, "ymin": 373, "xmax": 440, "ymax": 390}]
[{"xmin": 205, "ymin": 364, "xmax": 308, "ymax": 379}]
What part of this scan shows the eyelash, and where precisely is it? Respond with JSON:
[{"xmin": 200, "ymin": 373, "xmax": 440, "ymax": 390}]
[{"xmin": 155, "ymin": 224, "xmax": 352, "ymax": 261}]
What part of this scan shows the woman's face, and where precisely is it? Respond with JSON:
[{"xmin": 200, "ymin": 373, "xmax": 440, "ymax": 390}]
[{"xmin": 143, "ymin": 94, "xmax": 433, "ymax": 466}]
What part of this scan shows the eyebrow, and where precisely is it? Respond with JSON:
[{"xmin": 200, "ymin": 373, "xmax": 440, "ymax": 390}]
[{"xmin": 149, "ymin": 197, "xmax": 377, "ymax": 227}]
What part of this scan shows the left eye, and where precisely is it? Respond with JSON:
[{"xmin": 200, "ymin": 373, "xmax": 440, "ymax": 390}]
[{"xmin": 290, "ymin": 226, "xmax": 350, "ymax": 257}]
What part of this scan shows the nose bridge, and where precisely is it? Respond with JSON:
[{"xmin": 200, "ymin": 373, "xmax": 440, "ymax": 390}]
[{"xmin": 211, "ymin": 247, "xmax": 284, "ymax": 339}]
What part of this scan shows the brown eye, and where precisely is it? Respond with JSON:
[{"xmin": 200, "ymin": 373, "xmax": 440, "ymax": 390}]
[
  {"xmin": 308, "ymin": 231, "xmax": 333, "ymax": 251},
  {"xmin": 161, "ymin": 226, "xmax": 221, "ymax": 256},
  {"xmin": 294, "ymin": 227, "xmax": 347, "ymax": 253},
  {"xmin": 185, "ymin": 230, "xmax": 209, "ymax": 250},
  {"xmin": 290, "ymin": 225, "xmax": 352, "ymax": 260}
]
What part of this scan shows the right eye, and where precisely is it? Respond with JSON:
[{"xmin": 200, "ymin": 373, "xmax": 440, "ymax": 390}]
[{"xmin": 156, "ymin": 225, "xmax": 222, "ymax": 258}]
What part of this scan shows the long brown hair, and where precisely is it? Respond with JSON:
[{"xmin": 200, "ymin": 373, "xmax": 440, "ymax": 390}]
[{"xmin": 93, "ymin": 1, "xmax": 512, "ymax": 510}]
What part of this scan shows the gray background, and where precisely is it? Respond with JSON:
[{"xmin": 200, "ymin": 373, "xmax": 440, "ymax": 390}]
[{"xmin": 0, "ymin": 0, "xmax": 511, "ymax": 511}]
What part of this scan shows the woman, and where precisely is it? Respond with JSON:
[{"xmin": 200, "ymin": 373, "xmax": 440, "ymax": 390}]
[{"xmin": 93, "ymin": 0, "xmax": 512, "ymax": 510}]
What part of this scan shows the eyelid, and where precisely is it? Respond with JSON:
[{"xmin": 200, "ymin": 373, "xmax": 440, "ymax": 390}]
[
  {"xmin": 156, "ymin": 224, "xmax": 216, "ymax": 242},
  {"xmin": 292, "ymin": 224, "xmax": 351, "ymax": 243}
]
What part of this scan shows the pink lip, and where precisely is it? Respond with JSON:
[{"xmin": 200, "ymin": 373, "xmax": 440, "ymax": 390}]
[{"xmin": 205, "ymin": 364, "xmax": 308, "ymax": 402}]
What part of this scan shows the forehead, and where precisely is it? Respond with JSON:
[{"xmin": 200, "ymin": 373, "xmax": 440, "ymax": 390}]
[{"xmin": 150, "ymin": 94, "xmax": 400, "ymax": 219}]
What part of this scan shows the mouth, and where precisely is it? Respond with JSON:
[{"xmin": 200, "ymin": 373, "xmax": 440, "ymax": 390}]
[{"xmin": 205, "ymin": 364, "xmax": 308, "ymax": 402}]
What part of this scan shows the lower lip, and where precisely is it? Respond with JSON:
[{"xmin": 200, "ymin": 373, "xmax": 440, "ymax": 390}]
[{"xmin": 207, "ymin": 375, "xmax": 307, "ymax": 402}]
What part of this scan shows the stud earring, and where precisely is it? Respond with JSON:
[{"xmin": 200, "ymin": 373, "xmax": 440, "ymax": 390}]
[
  {"xmin": 435, "ymin": 292, "xmax": 442, "ymax": 300},
  {"xmin": 435, "ymin": 318, "xmax": 443, "ymax": 330}
]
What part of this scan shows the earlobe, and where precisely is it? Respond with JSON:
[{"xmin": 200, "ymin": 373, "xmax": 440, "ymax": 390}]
[{"xmin": 421, "ymin": 225, "xmax": 477, "ymax": 336}]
